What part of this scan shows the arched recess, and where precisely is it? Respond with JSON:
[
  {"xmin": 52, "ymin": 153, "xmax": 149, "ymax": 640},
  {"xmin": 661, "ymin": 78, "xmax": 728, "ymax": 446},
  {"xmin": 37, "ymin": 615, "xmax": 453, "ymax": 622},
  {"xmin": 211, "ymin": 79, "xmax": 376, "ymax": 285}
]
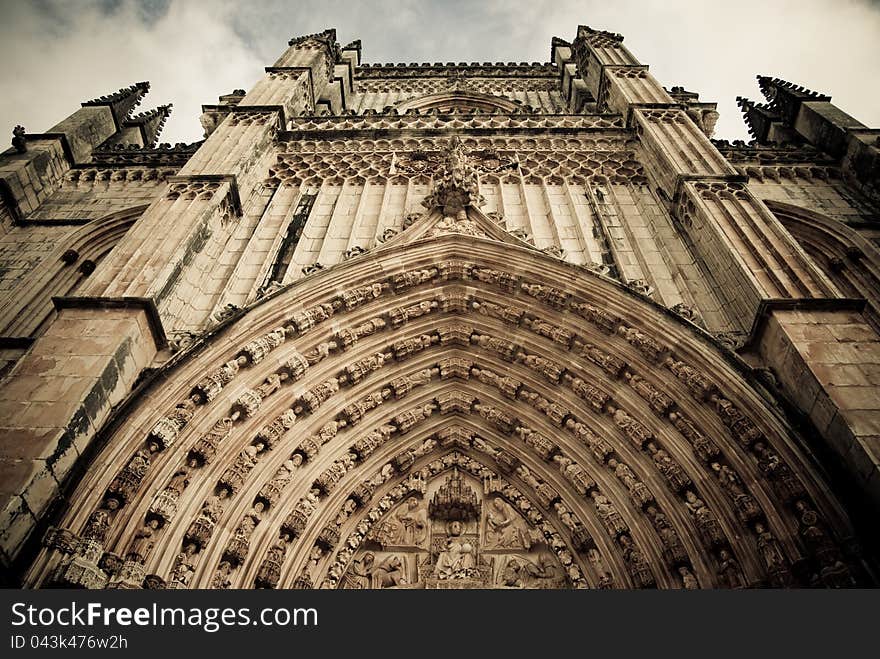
[
  {"xmin": 0, "ymin": 205, "xmax": 148, "ymax": 340},
  {"xmin": 766, "ymin": 199, "xmax": 880, "ymax": 331},
  {"xmin": 395, "ymin": 91, "xmax": 526, "ymax": 114},
  {"xmin": 26, "ymin": 232, "xmax": 875, "ymax": 589}
]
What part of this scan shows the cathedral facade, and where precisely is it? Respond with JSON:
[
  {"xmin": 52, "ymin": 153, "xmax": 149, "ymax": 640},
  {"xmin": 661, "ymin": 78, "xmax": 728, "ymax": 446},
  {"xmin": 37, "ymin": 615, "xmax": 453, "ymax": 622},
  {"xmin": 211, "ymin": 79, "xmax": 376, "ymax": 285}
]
[{"xmin": 1, "ymin": 26, "xmax": 879, "ymax": 589}]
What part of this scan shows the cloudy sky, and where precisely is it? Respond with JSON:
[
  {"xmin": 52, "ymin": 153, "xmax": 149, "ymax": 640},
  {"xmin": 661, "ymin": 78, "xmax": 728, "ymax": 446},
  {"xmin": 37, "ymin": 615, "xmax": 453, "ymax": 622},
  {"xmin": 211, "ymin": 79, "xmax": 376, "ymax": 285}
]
[{"xmin": 1, "ymin": 0, "xmax": 878, "ymax": 145}]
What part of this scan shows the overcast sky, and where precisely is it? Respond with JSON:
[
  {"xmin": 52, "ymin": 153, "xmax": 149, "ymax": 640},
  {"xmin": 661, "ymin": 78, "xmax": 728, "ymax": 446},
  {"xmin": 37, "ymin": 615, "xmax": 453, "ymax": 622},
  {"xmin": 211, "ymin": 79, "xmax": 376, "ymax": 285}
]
[{"xmin": 1, "ymin": 0, "xmax": 878, "ymax": 146}]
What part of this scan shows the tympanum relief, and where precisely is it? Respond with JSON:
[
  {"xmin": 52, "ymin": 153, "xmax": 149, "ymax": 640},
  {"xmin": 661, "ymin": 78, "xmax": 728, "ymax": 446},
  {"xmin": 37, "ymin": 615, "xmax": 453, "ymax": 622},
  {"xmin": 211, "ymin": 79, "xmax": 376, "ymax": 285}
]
[{"xmin": 341, "ymin": 469, "xmax": 566, "ymax": 588}]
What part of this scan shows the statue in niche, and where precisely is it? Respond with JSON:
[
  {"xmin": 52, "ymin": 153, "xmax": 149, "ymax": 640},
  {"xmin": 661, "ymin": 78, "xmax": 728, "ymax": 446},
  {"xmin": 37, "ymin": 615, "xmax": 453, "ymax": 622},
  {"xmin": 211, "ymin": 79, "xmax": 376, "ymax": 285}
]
[
  {"xmin": 389, "ymin": 497, "xmax": 428, "ymax": 547},
  {"xmin": 435, "ymin": 520, "xmax": 477, "ymax": 579},
  {"xmin": 484, "ymin": 496, "xmax": 530, "ymax": 549}
]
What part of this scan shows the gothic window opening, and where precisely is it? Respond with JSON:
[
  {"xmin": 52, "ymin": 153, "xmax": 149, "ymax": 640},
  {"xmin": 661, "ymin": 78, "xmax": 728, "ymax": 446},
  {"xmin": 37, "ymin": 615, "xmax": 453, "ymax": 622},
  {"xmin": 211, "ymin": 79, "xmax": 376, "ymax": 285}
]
[{"xmin": 265, "ymin": 190, "xmax": 318, "ymax": 287}]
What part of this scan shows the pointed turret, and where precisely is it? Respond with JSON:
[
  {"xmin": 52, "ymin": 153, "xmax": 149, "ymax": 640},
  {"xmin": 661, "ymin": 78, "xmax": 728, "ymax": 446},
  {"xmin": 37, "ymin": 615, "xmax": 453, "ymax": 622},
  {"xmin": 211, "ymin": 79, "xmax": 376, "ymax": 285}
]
[
  {"xmin": 125, "ymin": 104, "xmax": 172, "ymax": 147},
  {"xmin": 736, "ymin": 96, "xmax": 783, "ymax": 143},
  {"xmin": 756, "ymin": 75, "xmax": 830, "ymax": 126},
  {"xmin": 82, "ymin": 81, "xmax": 151, "ymax": 130}
]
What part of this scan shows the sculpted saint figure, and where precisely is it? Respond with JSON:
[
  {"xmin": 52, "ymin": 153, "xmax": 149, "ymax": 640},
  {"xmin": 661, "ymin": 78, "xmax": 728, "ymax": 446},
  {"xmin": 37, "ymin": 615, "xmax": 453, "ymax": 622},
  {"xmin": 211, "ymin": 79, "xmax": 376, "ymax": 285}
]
[
  {"xmin": 485, "ymin": 496, "xmax": 528, "ymax": 549},
  {"xmin": 435, "ymin": 520, "xmax": 476, "ymax": 579},
  {"xmin": 391, "ymin": 497, "xmax": 427, "ymax": 546}
]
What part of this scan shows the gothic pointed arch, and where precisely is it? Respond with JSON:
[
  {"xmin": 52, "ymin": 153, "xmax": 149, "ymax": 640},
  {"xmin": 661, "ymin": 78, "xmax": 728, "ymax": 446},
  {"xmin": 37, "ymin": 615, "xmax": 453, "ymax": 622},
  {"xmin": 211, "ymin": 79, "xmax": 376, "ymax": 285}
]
[
  {"xmin": 26, "ymin": 229, "xmax": 872, "ymax": 590},
  {"xmin": 0, "ymin": 204, "xmax": 148, "ymax": 341},
  {"xmin": 395, "ymin": 90, "xmax": 526, "ymax": 114},
  {"xmin": 766, "ymin": 199, "xmax": 880, "ymax": 330}
]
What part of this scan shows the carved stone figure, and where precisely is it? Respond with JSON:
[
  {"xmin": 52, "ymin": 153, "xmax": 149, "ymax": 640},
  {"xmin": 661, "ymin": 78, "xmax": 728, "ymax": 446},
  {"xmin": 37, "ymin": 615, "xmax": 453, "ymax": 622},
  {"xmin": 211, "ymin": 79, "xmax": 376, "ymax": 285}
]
[
  {"xmin": 389, "ymin": 497, "xmax": 428, "ymax": 546},
  {"xmin": 484, "ymin": 497, "xmax": 530, "ymax": 549},
  {"xmin": 435, "ymin": 521, "xmax": 477, "ymax": 579}
]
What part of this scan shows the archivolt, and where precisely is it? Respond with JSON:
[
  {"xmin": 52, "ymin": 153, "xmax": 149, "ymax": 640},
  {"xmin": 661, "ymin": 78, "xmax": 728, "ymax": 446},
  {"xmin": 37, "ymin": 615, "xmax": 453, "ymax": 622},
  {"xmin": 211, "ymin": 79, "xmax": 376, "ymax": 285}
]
[{"xmin": 27, "ymin": 235, "xmax": 871, "ymax": 589}]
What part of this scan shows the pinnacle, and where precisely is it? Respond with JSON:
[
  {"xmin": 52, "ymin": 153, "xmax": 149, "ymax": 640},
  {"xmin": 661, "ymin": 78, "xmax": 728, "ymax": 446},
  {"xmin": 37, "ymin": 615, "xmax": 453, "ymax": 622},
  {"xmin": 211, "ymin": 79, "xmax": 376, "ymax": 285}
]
[
  {"xmin": 125, "ymin": 103, "xmax": 172, "ymax": 147},
  {"xmin": 82, "ymin": 81, "xmax": 152, "ymax": 127}
]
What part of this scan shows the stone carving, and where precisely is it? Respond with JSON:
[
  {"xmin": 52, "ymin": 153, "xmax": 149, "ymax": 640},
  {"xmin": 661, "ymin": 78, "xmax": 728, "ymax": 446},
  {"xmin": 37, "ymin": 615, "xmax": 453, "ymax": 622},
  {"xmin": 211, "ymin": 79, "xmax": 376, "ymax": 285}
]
[
  {"xmin": 421, "ymin": 137, "xmax": 483, "ymax": 215},
  {"xmin": 620, "ymin": 535, "xmax": 655, "ymax": 588},
  {"xmin": 592, "ymin": 492, "xmax": 627, "ymax": 538},
  {"xmin": 148, "ymin": 468, "xmax": 190, "ymax": 524},
  {"xmin": 484, "ymin": 496, "xmax": 531, "ymax": 549},
  {"xmin": 389, "ymin": 299, "xmax": 438, "ymax": 327},
  {"xmin": 666, "ymin": 358, "xmax": 717, "ymax": 400},
  {"xmin": 569, "ymin": 377, "xmax": 610, "ymax": 412},
  {"xmin": 668, "ymin": 412, "xmax": 720, "ymax": 462},
  {"xmin": 316, "ymin": 452, "xmax": 358, "ymax": 494},
  {"xmin": 472, "ymin": 333, "xmax": 517, "ymax": 361},
  {"xmin": 625, "ymin": 373, "xmax": 673, "ymax": 415},
  {"xmin": 239, "ymin": 328, "xmax": 286, "ymax": 365},
  {"xmin": 352, "ymin": 424, "xmax": 396, "ymax": 460},
  {"xmin": 755, "ymin": 442, "xmax": 807, "ymax": 504},
  {"xmin": 393, "ymin": 403, "xmax": 437, "ymax": 434},
  {"xmin": 385, "ymin": 497, "xmax": 428, "ymax": 547},
  {"xmin": 343, "ymin": 351, "xmax": 390, "ymax": 384},
  {"xmin": 565, "ymin": 419, "xmax": 613, "ymax": 463},
  {"xmin": 184, "ymin": 495, "xmax": 224, "ymax": 550},
  {"xmin": 755, "ymin": 522, "xmax": 792, "ymax": 587},
  {"xmin": 552, "ymin": 455, "xmax": 596, "ymax": 495},
  {"xmin": 12, "ymin": 125, "xmax": 26, "ymax": 153},
  {"xmin": 148, "ymin": 401, "xmax": 195, "ymax": 450},
  {"xmin": 255, "ymin": 409, "xmax": 296, "ymax": 449},
  {"xmin": 257, "ymin": 459, "xmax": 299, "ymax": 508},
  {"xmin": 298, "ymin": 420, "xmax": 344, "ymax": 461},
  {"xmin": 710, "ymin": 395, "xmax": 764, "ymax": 449},
  {"xmin": 718, "ymin": 549, "xmax": 746, "ymax": 588},
  {"xmin": 711, "ymin": 462, "xmax": 762, "ymax": 523},
  {"xmin": 570, "ymin": 302, "xmax": 620, "ymax": 334},
  {"xmin": 299, "ymin": 378, "xmax": 340, "ymax": 413},
  {"xmin": 517, "ymin": 352, "xmax": 564, "ymax": 382},
  {"xmin": 392, "ymin": 267, "xmax": 438, "ymax": 290},
  {"xmin": 255, "ymin": 539, "xmax": 288, "ymax": 589},
  {"xmin": 105, "ymin": 450, "xmax": 150, "ymax": 507},
  {"xmin": 618, "ymin": 326, "xmax": 666, "ymax": 362},
  {"xmin": 194, "ymin": 357, "xmax": 245, "ymax": 403},
  {"xmin": 388, "ymin": 367, "xmax": 438, "ymax": 399},
  {"xmin": 609, "ymin": 406, "xmax": 654, "ymax": 449},
  {"xmin": 340, "ymin": 282, "xmax": 385, "ymax": 310},
  {"xmin": 290, "ymin": 302, "xmax": 335, "ymax": 333},
  {"xmin": 189, "ymin": 417, "xmax": 234, "ymax": 466},
  {"xmin": 472, "ymin": 299, "xmax": 523, "ymax": 324},
  {"xmin": 125, "ymin": 519, "xmax": 159, "ymax": 563},
  {"xmin": 609, "ymin": 458, "xmax": 654, "ymax": 508},
  {"xmin": 517, "ymin": 427, "xmax": 558, "ymax": 461},
  {"xmin": 648, "ymin": 444, "xmax": 692, "ymax": 492},
  {"xmin": 219, "ymin": 445, "xmax": 262, "ymax": 494},
  {"xmin": 684, "ymin": 491, "xmax": 726, "ymax": 547},
  {"xmin": 521, "ymin": 282, "xmax": 568, "ymax": 308}
]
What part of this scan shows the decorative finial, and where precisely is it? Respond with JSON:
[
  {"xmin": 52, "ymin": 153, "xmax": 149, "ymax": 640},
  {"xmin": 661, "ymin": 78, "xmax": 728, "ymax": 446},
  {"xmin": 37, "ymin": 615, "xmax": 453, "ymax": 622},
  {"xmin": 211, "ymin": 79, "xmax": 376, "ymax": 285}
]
[{"xmin": 11, "ymin": 125, "xmax": 26, "ymax": 153}]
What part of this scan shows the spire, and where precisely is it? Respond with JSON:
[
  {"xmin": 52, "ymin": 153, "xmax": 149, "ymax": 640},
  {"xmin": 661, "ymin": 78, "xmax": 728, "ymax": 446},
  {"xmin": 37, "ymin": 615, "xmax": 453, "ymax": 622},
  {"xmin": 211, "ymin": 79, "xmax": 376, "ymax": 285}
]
[
  {"xmin": 82, "ymin": 81, "xmax": 151, "ymax": 129},
  {"xmin": 124, "ymin": 104, "xmax": 172, "ymax": 147},
  {"xmin": 756, "ymin": 75, "xmax": 830, "ymax": 125}
]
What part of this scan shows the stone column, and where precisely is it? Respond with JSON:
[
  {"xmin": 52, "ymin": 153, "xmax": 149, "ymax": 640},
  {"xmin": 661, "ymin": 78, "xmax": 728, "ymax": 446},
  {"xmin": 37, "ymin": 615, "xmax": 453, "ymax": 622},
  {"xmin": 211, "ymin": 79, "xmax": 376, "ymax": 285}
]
[
  {"xmin": 572, "ymin": 25, "xmax": 880, "ymax": 514},
  {"xmin": 0, "ymin": 33, "xmax": 337, "ymax": 571}
]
